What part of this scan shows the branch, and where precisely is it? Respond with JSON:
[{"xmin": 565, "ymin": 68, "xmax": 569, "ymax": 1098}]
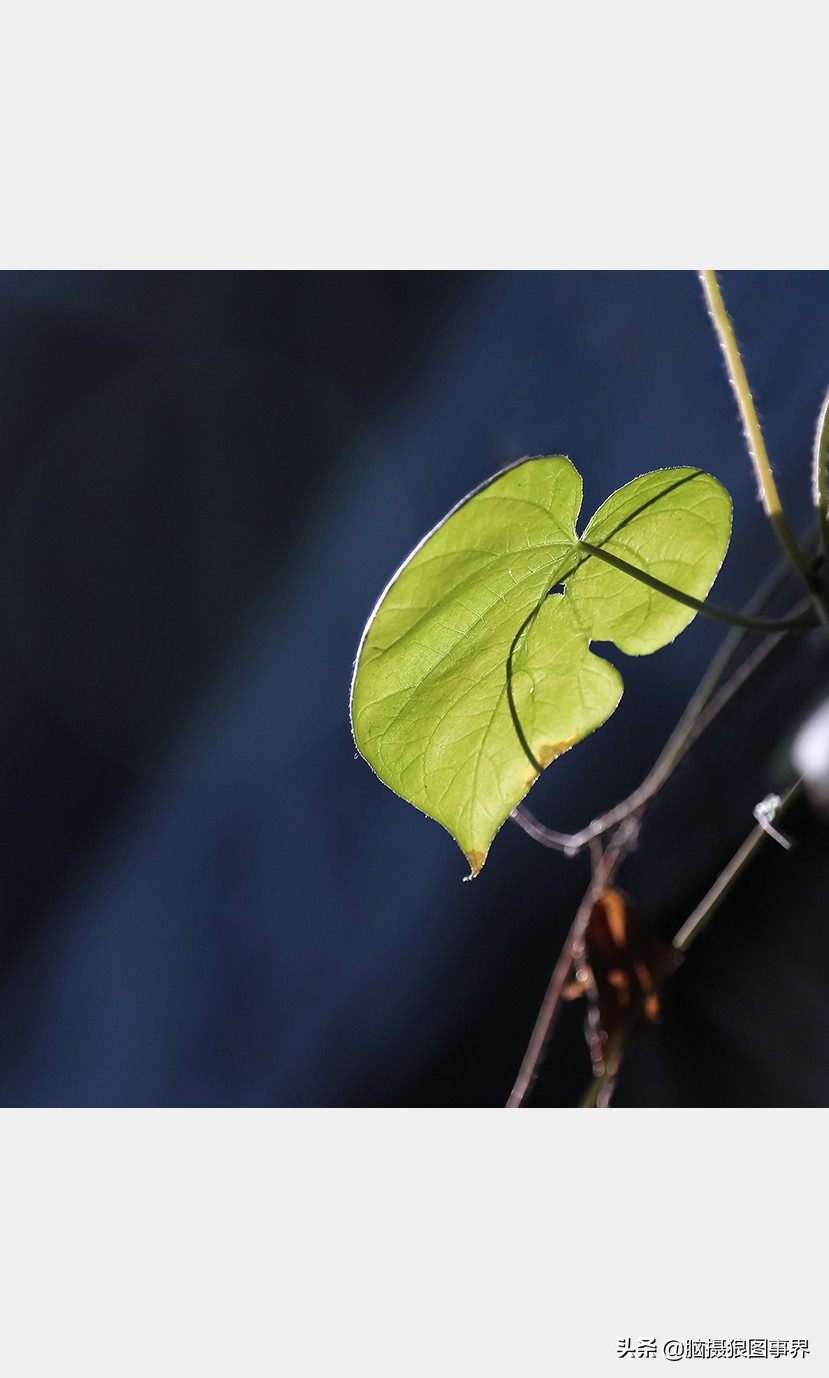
[
  {"xmin": 505, "ymin": 816, "xmax": 640, "ymax": 1108},
  {"xmin": 672, "ymin": 778, "xmax": 803, "ymax": 951},
  {"xmin": 579, "ymin": 779, "xmax": 804, "ymax": 1107}
]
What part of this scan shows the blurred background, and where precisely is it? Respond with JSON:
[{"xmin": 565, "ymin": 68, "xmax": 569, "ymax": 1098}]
[{"xmin": 0, "ymin": 270, "xmax": 827, "ymax": 1106}]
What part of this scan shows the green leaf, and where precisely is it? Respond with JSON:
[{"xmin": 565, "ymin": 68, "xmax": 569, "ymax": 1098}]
[{"xmin": 350, "ymin": 457, "xmax": 731, "ymax": 876}]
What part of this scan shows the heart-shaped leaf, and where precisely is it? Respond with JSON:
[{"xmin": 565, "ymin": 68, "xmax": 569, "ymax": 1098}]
[{"xmin": 351, "ymin": 457, "xmax": 731, "ymax": 875}]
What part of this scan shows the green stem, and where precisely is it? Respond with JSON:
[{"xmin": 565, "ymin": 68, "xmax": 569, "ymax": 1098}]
[
  {"xmin": 576, "ymin": 540, "xmax": 814, "ymax": 633},
  {"xmin": 578, "ymin": 1072, "xmax": 605, "ymax": 1109},
  {"xmin": 699, "ymin": 270, "xmax": 814, "ymax": 587}
]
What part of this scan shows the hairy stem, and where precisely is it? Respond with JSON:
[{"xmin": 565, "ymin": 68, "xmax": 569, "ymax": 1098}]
[
  {"xmin": 699, "ymin": 270, "xmax": 814, "ymax": 587},
  {"xmin": 813, "ymin": 385, "xmax": 829, "ymax": 574}
]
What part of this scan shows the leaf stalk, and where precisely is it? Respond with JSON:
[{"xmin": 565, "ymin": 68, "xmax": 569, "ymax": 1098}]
[{"xmin": 576, "ymin": 539, "xmax": 813, "ymax": 633}]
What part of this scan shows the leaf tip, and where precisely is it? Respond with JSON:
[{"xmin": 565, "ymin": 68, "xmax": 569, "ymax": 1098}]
[{"xmin": 463, "ymin": 850, "xmax": 487, "ymax": 880}]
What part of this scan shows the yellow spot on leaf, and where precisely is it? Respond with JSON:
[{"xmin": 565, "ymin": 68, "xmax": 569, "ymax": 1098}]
[
  {"xmin": 523, "ymin": 738, "xmax": 579, "ymax": 788},
  {"xmin": 537, "ymin": 737, "xmax": 577, "ymax": 768}
]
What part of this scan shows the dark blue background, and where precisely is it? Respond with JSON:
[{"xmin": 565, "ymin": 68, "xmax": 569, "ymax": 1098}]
[{"xmin": 0, "ymin": 271, "xmax": 826, "ymax": 1105}]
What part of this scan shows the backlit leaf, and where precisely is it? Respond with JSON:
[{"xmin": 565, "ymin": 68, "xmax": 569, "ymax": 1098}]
[{"xmin": 350, "ymin": 457, "xmax": 731, "ymax": 875}]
